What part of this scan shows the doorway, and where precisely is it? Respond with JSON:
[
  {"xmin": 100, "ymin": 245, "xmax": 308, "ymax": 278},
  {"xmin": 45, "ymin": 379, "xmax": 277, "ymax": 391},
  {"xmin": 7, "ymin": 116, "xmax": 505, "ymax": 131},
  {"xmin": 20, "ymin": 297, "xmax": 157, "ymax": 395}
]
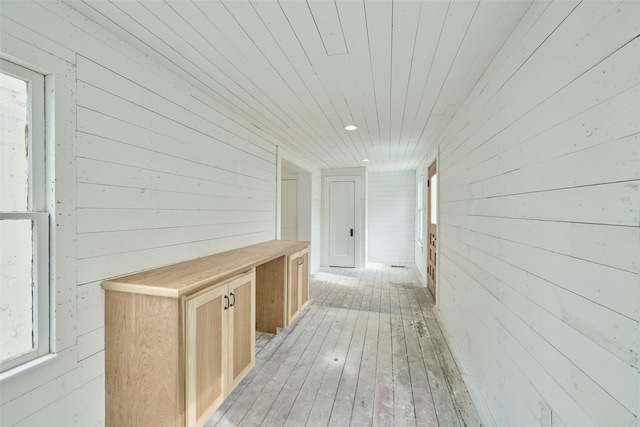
[
  {"xmin": 427, "ymin": 161, "xmax": 437, "ymax": 297},
  {"xmin": 279, "ymin": 159, "xmax": 312, "ymax": 244},
  {"xmin": 281, "ymin": 179, "xmax": 297, "ymax": 240},
  {"xmin": 328, "ymin": 181, "xmax": 355, "ymax": 268}
]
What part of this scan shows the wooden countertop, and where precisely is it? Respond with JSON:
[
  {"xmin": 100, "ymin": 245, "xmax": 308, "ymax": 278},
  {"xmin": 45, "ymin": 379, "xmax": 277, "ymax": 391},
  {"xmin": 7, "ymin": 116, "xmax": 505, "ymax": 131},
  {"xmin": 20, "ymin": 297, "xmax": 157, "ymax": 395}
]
[{"xmin": 101, "ymin": 240, "xmax": 309, "ymax": 298}]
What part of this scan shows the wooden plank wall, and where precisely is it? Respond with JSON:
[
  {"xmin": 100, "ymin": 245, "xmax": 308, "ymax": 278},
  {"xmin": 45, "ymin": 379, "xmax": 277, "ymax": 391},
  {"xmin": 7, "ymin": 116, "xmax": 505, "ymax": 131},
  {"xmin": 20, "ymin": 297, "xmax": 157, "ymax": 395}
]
[
  {"xmin": 368, "ymin": 171, "xmax": 416, "ymax": 265},
  {"xmin": 0, "ymin": 2, "xmax": 321, "ymax": 425},
  {"xmin": 429, "ymin": 1, "xmax": 640, "ymax": 426}
]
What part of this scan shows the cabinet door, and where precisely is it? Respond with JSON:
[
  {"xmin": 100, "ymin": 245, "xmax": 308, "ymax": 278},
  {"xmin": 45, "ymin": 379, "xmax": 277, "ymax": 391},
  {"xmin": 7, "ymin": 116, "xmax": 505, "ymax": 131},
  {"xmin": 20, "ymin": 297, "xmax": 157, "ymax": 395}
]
[
  {"xmin": 300, "ymin": 249, "xmax": 309, "ymax": 310},
  {"xmin": 288, "ymin": 252, "xmax": 300, "ymax": 323},
  {"xmin": 185, "ymin": 285, "xmax": 228, "ymax": 427},
  {"xmin": 228, "ymin": 272, "xmax": 256, "ymax": 389}
]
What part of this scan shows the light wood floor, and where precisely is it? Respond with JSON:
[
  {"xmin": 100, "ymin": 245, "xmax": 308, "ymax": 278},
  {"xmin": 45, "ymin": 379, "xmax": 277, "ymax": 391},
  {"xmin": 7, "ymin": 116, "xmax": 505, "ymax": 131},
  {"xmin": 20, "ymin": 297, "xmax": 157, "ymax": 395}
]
[{"xmin": 206, "ymin": 266, "xmax": 482, "ymax": 427}]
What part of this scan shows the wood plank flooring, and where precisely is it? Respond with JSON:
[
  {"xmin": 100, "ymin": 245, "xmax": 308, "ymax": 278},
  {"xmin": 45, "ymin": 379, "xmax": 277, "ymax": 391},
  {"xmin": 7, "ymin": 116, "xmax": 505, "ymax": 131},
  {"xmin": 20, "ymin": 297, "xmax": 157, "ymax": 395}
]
[{"xmin": 206, "ymin": 265, "xmax": 482, "ymax": 427}]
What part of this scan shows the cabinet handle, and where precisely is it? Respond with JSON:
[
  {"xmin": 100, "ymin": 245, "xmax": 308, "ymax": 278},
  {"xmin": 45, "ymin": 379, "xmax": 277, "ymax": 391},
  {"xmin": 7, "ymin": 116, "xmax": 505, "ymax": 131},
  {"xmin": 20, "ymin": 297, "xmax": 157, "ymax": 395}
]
[
  {"xmin": 229, "ymin": 292, "xmax": 235, "ymax": 307},
  {"xmin": 298, "ymin": 256, "xmax": 303, "ymax": 265},
  {"xmin": 224, "ymin": 295, "xmax": 229, "ymax": 310}
]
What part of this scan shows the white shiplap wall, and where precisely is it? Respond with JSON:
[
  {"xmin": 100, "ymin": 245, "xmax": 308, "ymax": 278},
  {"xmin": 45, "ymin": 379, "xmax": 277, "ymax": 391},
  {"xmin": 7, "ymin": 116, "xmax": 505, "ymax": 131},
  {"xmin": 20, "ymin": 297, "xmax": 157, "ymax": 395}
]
[
  {"xmin": 430, "ymin": 2, "xmax": 640, "ymax": 427},
  {"xmin": 0, "ymin": 2, "xmax": 319, "ymax": 425},
  {"xmin": 368, "ymin": 171, "xmax": 415, "ymax": 265}
]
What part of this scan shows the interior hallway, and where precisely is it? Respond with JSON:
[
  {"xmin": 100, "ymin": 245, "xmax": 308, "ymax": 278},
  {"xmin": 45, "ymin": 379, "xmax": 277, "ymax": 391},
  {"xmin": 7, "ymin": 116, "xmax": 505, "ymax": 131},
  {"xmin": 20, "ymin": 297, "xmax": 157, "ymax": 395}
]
[{"xmin": 207, "ymin": 265, "xmax": 481, "ymax": 427}]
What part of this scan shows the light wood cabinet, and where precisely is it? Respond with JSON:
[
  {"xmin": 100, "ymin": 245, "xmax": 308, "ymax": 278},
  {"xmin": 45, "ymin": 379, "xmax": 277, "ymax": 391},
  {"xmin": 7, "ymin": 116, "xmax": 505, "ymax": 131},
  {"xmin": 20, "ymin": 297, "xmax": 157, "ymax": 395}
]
[
  {"xmin": 103, "ymin": 240, "xmax": 308, "ymax": 427},
  {"xmin": 255, "ymin": 256, "xmax": 287, "ymax": 334},
  {"xmin": 184, "ymin": 272, "xmax": 255, "ymax": 427},
  {"xmin": 255, "ymin": 247, "xmax": 310, "ymax": 333},
  {"xmin": 228, "ymin": 274, "xmax": 256, "ymax": 388},
  {"xmin": 300, "ymin": 249, "xmax": 309, "ymax": 311},
  {"xmin": 105, "ymin": 293, "xmax": 181, "ymax": 427},
  {"xmin": 185, "ymin": 284, "xmax": 227, "ymax": 427},
  {"xmin": 287, "ymin": 248, "xmax": 309, "ymax": 324}
]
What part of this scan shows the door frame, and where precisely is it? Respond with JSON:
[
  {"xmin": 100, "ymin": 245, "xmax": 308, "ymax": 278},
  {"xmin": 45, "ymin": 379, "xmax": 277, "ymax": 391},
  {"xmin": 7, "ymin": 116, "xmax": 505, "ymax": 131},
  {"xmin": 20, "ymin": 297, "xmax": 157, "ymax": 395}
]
[
  {"xmin": 280, "ymin": 178, "xmax": 298, "ymax": 240},
  {"xmin": 427, "ymin": 161, "xmax": 437, "ymax": 299},
  {"xmin": 276, "ymin": 154, "xmax": 312, "ymax": 243},
  {"xmin": 424, "ymin": 146, "xmax": 440, "ymax": 309},
  {"xmin": 322, "ymin": 175, "xmax": 363, "ymax": 268}
]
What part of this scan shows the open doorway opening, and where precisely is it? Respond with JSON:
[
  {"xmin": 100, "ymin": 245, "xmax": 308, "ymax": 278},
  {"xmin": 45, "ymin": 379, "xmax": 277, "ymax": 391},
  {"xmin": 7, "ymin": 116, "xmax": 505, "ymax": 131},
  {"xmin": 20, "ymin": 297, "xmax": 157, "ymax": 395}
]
[
  {"xmin": 281, "ymin": 165, "xmax": 298, "ymax": 240},
  {"xmin": 427, "ymin": 161, "xmax": 437, "ymax": 298},
  {"xmin": 280, "ymin": 159, "xmax": 311, "ymax": 243}
]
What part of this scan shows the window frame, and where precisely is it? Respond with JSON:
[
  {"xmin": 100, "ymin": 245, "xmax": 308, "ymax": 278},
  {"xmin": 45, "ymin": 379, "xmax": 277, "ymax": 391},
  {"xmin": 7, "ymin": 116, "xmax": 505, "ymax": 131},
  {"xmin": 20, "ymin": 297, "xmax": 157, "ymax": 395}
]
[{"xmin": 0, "ymin": 59, "xmax": 50, "ymax": 373}]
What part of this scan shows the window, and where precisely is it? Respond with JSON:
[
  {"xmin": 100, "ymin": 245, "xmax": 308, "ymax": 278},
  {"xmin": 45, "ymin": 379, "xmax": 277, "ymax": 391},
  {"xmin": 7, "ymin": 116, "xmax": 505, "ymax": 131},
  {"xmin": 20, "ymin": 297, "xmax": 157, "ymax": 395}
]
[
  {"xmin": 1, "ymin": 59, "xmax": 49, "ymax": 373},
  {"xmin": 417, "ymin": 174, "xmax": 424, "ymax": 243}
]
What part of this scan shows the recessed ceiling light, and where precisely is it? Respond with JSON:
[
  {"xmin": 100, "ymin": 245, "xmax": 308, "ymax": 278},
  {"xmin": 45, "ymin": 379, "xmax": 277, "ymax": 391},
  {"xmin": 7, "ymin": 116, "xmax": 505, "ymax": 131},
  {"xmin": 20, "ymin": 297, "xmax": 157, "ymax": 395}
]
[
  {"xmin": 362, "ymin": 159, "xmax": 370, "ymax": 162},
  {"xmin": 344, "ymin": 124, "xmax": 358, "ymax": 131}
]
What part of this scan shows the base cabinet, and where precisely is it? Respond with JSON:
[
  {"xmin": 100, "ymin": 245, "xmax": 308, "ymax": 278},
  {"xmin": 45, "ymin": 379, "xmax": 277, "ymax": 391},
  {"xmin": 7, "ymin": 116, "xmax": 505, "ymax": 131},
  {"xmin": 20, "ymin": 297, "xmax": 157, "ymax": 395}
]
[
  {"xmin": 105, "ymin": 293, "xmax": 181, "ymax": 427},
  {"xmin": 185, "ymin": 272, "xmax": 255, "ymax": 427},
  {"xmin": 287, "ymin": 248, "xmax": 309, "ymax": 324},
  {"xmin": 103, "ymin": 240, "xmax": 307, "ymax": 427}
]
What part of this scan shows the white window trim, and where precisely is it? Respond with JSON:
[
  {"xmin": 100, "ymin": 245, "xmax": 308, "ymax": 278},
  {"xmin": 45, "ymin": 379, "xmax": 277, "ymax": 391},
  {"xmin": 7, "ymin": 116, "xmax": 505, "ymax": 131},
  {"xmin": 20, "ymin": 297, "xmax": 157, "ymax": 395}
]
[{"xmin": 0, "ymin": 59, "xmax": 50, "ymax": 374}]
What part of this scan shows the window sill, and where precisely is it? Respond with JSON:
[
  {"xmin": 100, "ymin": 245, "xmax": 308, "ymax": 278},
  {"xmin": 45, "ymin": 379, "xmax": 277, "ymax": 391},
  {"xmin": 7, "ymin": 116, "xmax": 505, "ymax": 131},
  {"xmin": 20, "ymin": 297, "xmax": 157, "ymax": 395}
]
[{"xmin": 0, "ymin": 353, "xmax": 57, "ymax": 384}]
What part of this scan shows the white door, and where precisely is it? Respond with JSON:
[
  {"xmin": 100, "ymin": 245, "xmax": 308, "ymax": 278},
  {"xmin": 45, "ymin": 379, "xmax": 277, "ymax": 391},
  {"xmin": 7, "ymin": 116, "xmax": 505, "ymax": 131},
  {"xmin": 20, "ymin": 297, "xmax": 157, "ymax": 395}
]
[
  {"xmin": 329, "ymin": 181, "xmax": 355, "ymax": 267},
  {"xmin": 281, "ymin": 179, "xmax": 297, "ymax": 240}
]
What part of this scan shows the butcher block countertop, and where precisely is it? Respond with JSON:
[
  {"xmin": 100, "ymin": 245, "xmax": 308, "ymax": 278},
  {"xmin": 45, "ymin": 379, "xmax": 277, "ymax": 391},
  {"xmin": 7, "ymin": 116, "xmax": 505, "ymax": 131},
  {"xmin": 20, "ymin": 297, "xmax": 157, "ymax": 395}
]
[{"xmin": 101, "ymin": 240, "xmax": 309, "ymax": 298}]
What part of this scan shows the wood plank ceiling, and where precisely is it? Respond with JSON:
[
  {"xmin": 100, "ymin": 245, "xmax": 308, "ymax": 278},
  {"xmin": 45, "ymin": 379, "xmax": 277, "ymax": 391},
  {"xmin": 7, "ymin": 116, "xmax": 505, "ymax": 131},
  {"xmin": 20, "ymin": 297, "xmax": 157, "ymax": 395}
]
[{"xmin": 65, "ymin": 0, "xmax": 533, "ymax": 172}]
